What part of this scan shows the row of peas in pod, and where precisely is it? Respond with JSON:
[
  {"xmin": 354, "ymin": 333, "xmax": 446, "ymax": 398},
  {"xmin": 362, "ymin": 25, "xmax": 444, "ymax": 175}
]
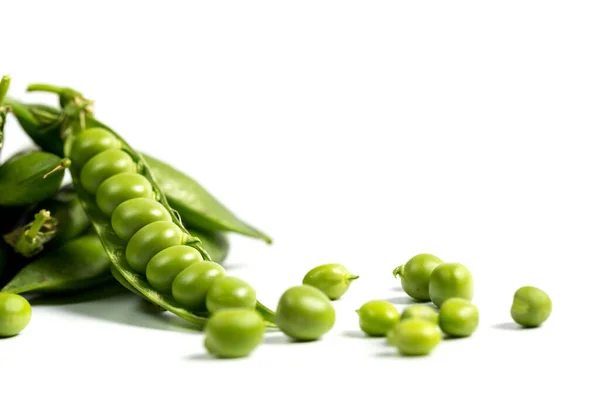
[{"xmin": 70, "ymin": 127, "xmax": 259, "ymax": 316}]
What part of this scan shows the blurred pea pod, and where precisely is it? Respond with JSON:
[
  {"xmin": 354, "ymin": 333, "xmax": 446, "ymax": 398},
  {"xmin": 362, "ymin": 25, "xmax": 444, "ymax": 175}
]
[{"xmin": 5, "ymin": 97, "xmax": 272, "ymax": 243}]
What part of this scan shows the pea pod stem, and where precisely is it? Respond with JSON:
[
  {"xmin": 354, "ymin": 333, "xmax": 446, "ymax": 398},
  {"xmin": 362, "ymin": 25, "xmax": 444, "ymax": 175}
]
[
  {"xmin": 393, "ymin": 265, "xmax": 405, "ymax": 278},
  {"xmin": 42, "ymin": 158, "xmax": 71, "ymax": 179},
  {"xmin": 3, "ymin": 209, "xmax": 58, "ymax": 258}
]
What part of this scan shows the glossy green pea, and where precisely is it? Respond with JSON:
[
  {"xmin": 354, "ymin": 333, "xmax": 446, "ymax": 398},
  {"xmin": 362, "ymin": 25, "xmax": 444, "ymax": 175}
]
[
  {"xmin": 111, "ymin": 198, "xmax": 172, "ymax": 242},
  {"xmin": 438, "ymin": 298, "xmax": 479, "ymax": 337},
  {"xmin": 206, "ymin": 276, "xmax": 257, "ymax": 313},
  {"xmin": 302, "ymin": 263, "xmax": 359, "ymax": 300},
  {"xmin": 400, "ymin": 304, "xmax": 439, "ymax": 325},
  {"xmin": 389, "ymin": 319, "xmax": 441, "ymax": 356},
  {"xmin": 172, "ymin": 261, "xmax": 226, "ymax": 310},
  {"xmin": 393, "ymin": 253, "xmax": 443, "ymax": 301},
  {"xmin": 145, "ymin": 245, "xmax": 203, "ymax": 293},
  {"xmin": 125, "ymin": 221, "xmax": 186, "ymax": 274},
  {"xmin": 356, "ymin": 300, "xmax": 399, "ymax": 337},
  {"xmin": 204, "ymin": 308, "xmax": 265, "ymax": 358},
  {"xmin": 429, "ymin": 263, "xmax": 474, "ymax": 308},
  {"xmin": 275, "ymin": 285, "xmax": 335, "ymax": 341},
  {"xmin": 80, "ymin": 149, "xmax": 136, "ymax": 194},
  {"xmin": 0, "ymin": 292, "xmax": 32, "ymax": 337},
  {"xmin": 96, "ymin": 172, "xmax": 154, "ymax": 216},
  {"xmin": 70, "ymin": 127, "xmax": 121, "ymax": 169},
  {"xmin": 511, "ymin": 286, "xmax": 552, "ymax": 328}
]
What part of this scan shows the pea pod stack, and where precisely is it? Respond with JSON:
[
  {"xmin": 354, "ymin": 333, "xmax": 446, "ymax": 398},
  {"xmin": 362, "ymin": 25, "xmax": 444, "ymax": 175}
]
[{"xmin": 19, "ymin": 83, "xmax": 275, "ymax": 328}]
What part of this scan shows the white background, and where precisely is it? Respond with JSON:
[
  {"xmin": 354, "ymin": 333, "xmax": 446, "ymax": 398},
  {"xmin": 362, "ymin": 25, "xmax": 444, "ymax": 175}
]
[{"xmin": 1, "ymin": 1, "xmax": 599, "ymax": 399}]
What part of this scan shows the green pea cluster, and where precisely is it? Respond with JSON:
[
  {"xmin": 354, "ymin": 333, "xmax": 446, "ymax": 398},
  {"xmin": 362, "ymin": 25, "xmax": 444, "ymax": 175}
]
[{"xmin": 352, "ymin": 252, "xmax": 552, "ymax": 357}]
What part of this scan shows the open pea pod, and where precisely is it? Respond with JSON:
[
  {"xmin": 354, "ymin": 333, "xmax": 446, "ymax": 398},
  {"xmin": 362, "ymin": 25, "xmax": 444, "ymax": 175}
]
[
  {"xmin": 4, "ymin": 98, "xmax": 272, "ymax": 244},
  {"xmin": 25, "ymin": 83, "xmax": 275, "ymax": 328}
]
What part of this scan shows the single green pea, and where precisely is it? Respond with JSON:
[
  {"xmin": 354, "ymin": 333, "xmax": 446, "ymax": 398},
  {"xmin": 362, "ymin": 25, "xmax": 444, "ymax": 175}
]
[
  {"xmin": 389, "ymin": 319, "xmax": 441, "ymax": 356},
  {"xmin": 275, "ymin": 285, "xmax": 335, "ymax": 341},
  {"xmin": 356, "ymin": 300, "xmax": 399, "ymax": 337},
  {"xmin": 400, "ymin": 304, "xmax": 439, "ymax": 325},
  {"xmin": 70, "ymin": 127, "xmax": 121, "ymax": 169},
  {"xmin": 172, "ymin": 261, "xmax": 226, "ymax": 310},
  {"xmin": 438, "ymin": 298, "xmax": 479, "ymax": 337},
  {"xmin": 111, "ymin": 198, "xmax": 172, "ymax": 242},
  {"xmin": 511, "ymin": 286, "xmax": 552, "ymax": 328},
  {"xmin": 145, "ymin": 245, "xmax": 203, "ymax": 293},
  {"xmin": 96, "ymin": 172, "xmax": 155, "ymax": 216},
  {"xmin": 0, "ymin": 293, "xmax": 32, "ymax": 337},
  {"xmin": 302, "ymin": 263, "xmax": 359, "ymax": 300},
  {"xmin": 204, "ymin": 308, "xmax": 265, "ymax": 358},
  {"xmin": 205, "ymin": 276, "xmax": 257, "ymax": 313},
  {"xmin": 429, "ymin": 262, "xmax": 474, "ymax": 308},
  {"xmin": 80, "ymin": 149, "xmax": 136, "ymax": 194},
  {"xmin": 393, "ymin": 253, "xmax": 443, "ymax": 301},
  {"xmin": 125, "ymin": 221, "xmax": 186, "ymax": 274}
]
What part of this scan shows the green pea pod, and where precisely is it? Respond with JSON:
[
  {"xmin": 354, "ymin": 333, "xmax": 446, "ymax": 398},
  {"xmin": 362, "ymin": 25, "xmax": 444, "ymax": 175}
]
[
  {"xmin": 25, "ymin": 83, "xmax": 275, "ymax": 328},
  {"xmin": 3, "ymin": 209, "xmax": 58, "ymax": 258},
  {"xmin": 0, "ymin": 75, "xmax": 10, "ymax": 155},
  {"xmin": 141, "ymin": 154, "xmax": 272, "ymax": 244},
  {"xmin": 0, "ymin": 233, "xmax": 112, "ymax": 295},
  {"xmin": 36, "ymin": 184, "xmax": 91, "ymax": 249},
  {"xmin": 0, "ymin": 150, "xmax": 70, "ymax": 206},
  {"xmin": 3, "ymin": 98, "xmax": 65, "ymax": 157},
  {"xmin": 4, "ymin": 98, "xmax": 273, "ymax": 244}
]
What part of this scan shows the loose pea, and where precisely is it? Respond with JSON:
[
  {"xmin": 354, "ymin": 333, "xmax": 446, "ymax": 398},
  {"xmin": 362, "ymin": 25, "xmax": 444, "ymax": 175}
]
[
  {"xmin": 400, "ymin": 304, "xmax": 439, "ymax": 325},
  {"xmin": 511, "ymin": 286, "xmax": 552, "ymax": 328},
  {"xmin": 389, "ymin": 319, "xmax": 441, "ymax": 356},
  {"xmin": 0, "ymin": 293, "xmax": 32, "ymax": 337},
  {"xmin": 125, "ymin": 221, "xmax": 185, "ymax": 274},
  {"xmin": 145, "ymin": 245, "xmax": 203, "ymax": 293},
  {"xmin": 172, "ymin": 261, "xmax": 226, "ymax": 310},
  {"xmin": 429, "ymin": 262, "xmax": 474, "ymax": 308},
  {"xmin": 393, "ymin": 253, "xmax": 443, "ymax": 301},
  {"xmin": 111, "ymin": 198, "xmax": 172, "ymax": 242},
  {"xmin": 205, "ymin": 276, "xmax": 257, "ymax": 313},
  {"xmin": 275, "ymin": 285, "xmax": 335, "ymax": 341},
  {"xmin": 356, "ymin": 300, "xmax": 399, "ymax": 337},
  {"xmin": 70, "ymin": 127, "xmax": 121, "ymax": 169},
  {"xmin": 204, "ymin": 308, "xmax": 265, "ymax": 358},
  {"xmin": 80, "ymin": 149, "xmax": 136, "ymax": 194},
  {"xmin": 302, "ymin": 263, "xmax": 359, "ymax": 300},
  {"xmin": 96, "ymin": 172, "xmax": 154, "ymax": 216},
  {"xmin": 438, "ymin": 298, "xmax": 479, "ymax": 337}
]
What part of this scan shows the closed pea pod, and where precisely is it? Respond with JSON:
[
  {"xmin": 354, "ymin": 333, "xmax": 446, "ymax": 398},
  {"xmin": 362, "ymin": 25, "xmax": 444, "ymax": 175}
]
[
  {"xmin": 25, "ymin": 83, "xmax": 276, "ymax": 328},
  {"xmin": 80, "ymin": 149, "xmax": 136, "ymax": 194},
  {"xmin": 145, "ymin": 245, "xmax": 203, "ymax": 293},
  {"xmin": 0, "ymin": 150, "xmax": 70, "ymax": 207}
]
